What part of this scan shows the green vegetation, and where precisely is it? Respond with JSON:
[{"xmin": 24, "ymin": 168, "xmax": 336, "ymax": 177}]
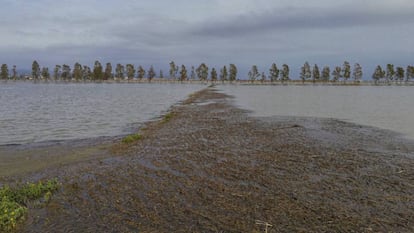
[
  {"xmin": 269, "ymin": 63, "xmax": 279, "ymax": 82},
  {"xmin": 147, "ymin": 65, "xmax": 156, "ymax": 82},
  {"xmin": 219, "ymin": 65, "xmax": 228, "ymax": 83},
  {"xmin": 31, "ymin": 60, "xmax": 40, "ymax": 80},
  {"xmin": 248, "ymin": 65, "xmax": 260, "ymax": 83},
  {"xmin": 163, "ymin": 112, "xmax": 174, "ymax": 123},
  {"xmin": 122, "ymin": 133, "xmax": 142, "ymax": 144},
  {"xmin": 169, "ymin": 61, "xmax": 179, "ymax": 80},
  {"xmin": 1, "ymin": 60, "xmax": 413, "ymax": 84},
  {"xmin": 180, "ymin": 65, "xmax": 187, "ymax": 82},
  {"xmin": 0, "ymin": 179, "xmax": 60, "ymax": 232},
  {"xmin": 137, "ymin": 65, "xmax": 145, "ymax": 80},
  {"xmin": 280, "ymin": 64, "xmax": 290, "ymax": 82},
  {"xmin": 210, "ymin": 68, "xmax": 217, "ymax": 82},
  {"xmin": 1, "ymin": 64, "xmax": 9, "ymax": 80},
  {"xmin": 93, "ymin": 60, "xmax": 103, "ymax": 81},
  {"xmin": 300, "ymin": 62, "xmax": 311, "ymax": 83},
  {"xmin": 196, "ymin": 63, "xmax": 209, "ymax": 82},
  {"xmin": 115, "ymin": 63, "xmax": 125, "ymax": 81},
  {"xmin": 41, "ymin": 67, "xmax": 50, "ymax": 81},
  {"xmin": 229, "ymin": 64, "xmax": 237, "ymax": 82},
  {"xmin": 126, "ymin": 64, "xmax": 136, "ymax": 80}
]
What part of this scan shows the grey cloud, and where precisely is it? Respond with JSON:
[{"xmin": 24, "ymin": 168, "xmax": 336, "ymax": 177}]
[{"xmin": 193, "ymin": 6, "xmax": 414, "ymax": 37}]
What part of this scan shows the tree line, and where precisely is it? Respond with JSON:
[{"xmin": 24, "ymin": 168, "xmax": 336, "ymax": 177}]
[{"xmin": 1, "ymin": 60, "xmax": 413, "ymax": 84}]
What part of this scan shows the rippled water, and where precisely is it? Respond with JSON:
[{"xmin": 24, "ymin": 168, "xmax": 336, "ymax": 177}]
[
  {"xmin": 218, "ymin": 85, "xmax": 414, "ymax": 139},
  {"xmin": 0, "ymin": 82, "xmax": 204, "ymax": 145}
]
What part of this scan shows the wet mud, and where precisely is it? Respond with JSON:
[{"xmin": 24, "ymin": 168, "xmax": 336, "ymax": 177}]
[{"xmin": 3, "ymin": 88, "xmax": 414, "ymax": 232}]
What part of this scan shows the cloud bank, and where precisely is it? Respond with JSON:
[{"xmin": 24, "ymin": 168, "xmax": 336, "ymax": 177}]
[{"xmin": 0, "ymin": 0, "xmax": 413, "ymax": 77}]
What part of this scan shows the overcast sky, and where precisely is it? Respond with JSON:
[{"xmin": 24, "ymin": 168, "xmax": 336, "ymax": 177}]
[{"xmin": 1, "ymin": 0, "xmax": 413, "ymax": 77}]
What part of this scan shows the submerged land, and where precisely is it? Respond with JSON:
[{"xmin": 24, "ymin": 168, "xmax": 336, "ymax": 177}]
[{"xmin": 1, "ymin": 87, "xmax": 414, "ymax": 232}]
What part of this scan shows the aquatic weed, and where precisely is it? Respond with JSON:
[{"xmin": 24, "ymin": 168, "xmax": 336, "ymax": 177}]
[{"xmin": 0, "ymin": 179, "xmax": 60, "ymax": 231}]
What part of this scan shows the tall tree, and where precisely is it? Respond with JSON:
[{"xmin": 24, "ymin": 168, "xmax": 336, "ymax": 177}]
[
  {"xmin": 115, "ymin": 64, "xmax": 124, "ymax": 81},
  {"xmin": 83, "ymin": 66, "xmax": 92, "ymax": 81},
  {"xmin": 41, "ymin": 67, "xmax": 50, "ymax": 81},
  {"xmin": 53, "ymin": 65, "xmax": 61, "ymax": 81},
  {"xmin": 93, "ymin": 61, "xmax": 103, "ymax": 80},
  {"xmin": 229, "ymin": 64, "xmax": 237, "ymax": 83},
  {"xmin": 196, "ymin": 63, "xmax": 209, "ymax": 81},
  {"xmin": 269, "ymin": 63, "xmax": 279, "ymax": 82},
  {"xmin": 148, "ymin": 65, "xmax": 156, "ymax": 82},
  {"xmin": 179, "ymin": 65, "xmax": 187, "ymax": 82},
  {"xmin": 321, "ymin": 66, "xmax": 330, "ymax": 82},
  {"xmin": 386, "ymin": 64, "xmax": 395, "ymax": 82},
  {"xmin": 352, "ymin": 63, "xmax": 363, "ymax": 83},
  {"xmin": 312, "ymin": 64, "xmax": 320, "ymax": 82},
  {"xmin": 396, "ymin": 67, "xmax": 405, "ymax": 82},
  {"xmin": 280, "ymin": 64, "xmax": 290, "ymax": 82},
  {"xmin": 12, "ymin": 65, "xmax": 17, "ymax": 80},
  {"xmin": 169, "ymin": 61, "xmax": 178, "ymax": 80},
  {"xmin": 406, "ymin": 66, "xmax": 414, "ymax": 82},
  {"xmin": 32, "ymin": 60, "xmax": 40, "ymax": 80},
  {"xmin": 0, "ymin": 64, "xmax": 9, "ymax": 80},
  {"xmin": 159, "ymin": 70, "xmax": 164, "ymax": 79},
  {"xmin": 190, "ymin": 66, "xmax": 196, "ymax": 80},
  {"xmin": 332, "ymin": 66, "xmax": 341, "ymax": 82},
  {"xmin": 260, "ymin": 72, "xmax": 266, "ymax": 83},
  {"xmin": 248, "ymin": 65, "xmax": 260, "ymax": 83},
  {"xmin": 219, "ymin": 65, "xmax": 228, "ymax": 83},
  {"xmin": 126, "ymin": 64, "xmax": 136, "ymax": 80},
  {"xmin": 300, "ymin": 62, "xmax": 311, "ymax": 83},
  {"xmin": 137, "ymin": 65, "xmax": 145, "ymax": 80},
  {"xmin": 73, "ymin": 62, "xmax": 83, "ymax": 81},
  {"xmin": 104, "ymin": 62, "xmax": 113, "ymax": 80},
  {"xmin": 342, "ymin": 61, "xmax": 351, "ymax": 81},
  {"xmin": 372, "ymin": 65, "xmax": 385, "ymax": 84},
  {"xmin": 211, "ymin": 68, "xmax": 218, "ymax": 82},
  {"xmin": 61, "ymin": 64, "xmax": 71, "ymax": 81}
]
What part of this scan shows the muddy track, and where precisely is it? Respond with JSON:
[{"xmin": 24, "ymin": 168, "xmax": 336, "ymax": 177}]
[{"xmin": 17, "ymin": 87, "xmax": 414, "ymax": 232}]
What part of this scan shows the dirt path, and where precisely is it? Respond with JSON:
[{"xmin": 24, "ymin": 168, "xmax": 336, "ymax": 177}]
[{"xmin": 15, "ymin": 88, "xmax": 414, "ymax": 232}]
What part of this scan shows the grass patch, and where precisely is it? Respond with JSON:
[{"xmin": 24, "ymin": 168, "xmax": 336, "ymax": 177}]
[
  {"xmin": 162, "ymin": 112, "xmax": 174, "ymax": 123},
  {"xmin": 121, "ymin": 133, "xmax": 142, "ymax": 144},
  {"xmin": 0, "ymin": 179, "xmax": 60, "ymax": 232}
]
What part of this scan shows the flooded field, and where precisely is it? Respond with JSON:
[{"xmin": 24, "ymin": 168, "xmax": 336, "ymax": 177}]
[
  {"xmin": 14, "ymin": 88, "xmax": 414, "ymax": 232},
  {"xmin": 0, "ymin": 83, "xmax": 204, "ymax": 145},
  {"xmin": 219, "ymin": 85, "xmax": 414, "ymax": 140}
]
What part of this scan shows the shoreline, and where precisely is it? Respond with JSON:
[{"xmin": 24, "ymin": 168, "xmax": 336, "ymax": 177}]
[
  {"xmin": 2, "ymin": 79, "xmax": 414, "ymax": 86},
  {"xmin": 2, "ymin": 87, "xmax": 414, "ymax": 232}
]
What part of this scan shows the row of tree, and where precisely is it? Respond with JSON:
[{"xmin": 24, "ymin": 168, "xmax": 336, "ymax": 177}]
[
  {"xmin": 248, "ymin": 62, "xmax": 413, "ymax": 83},
  {"xmin": 1, "ymin": 60, "xmax": 413, "ymax": 83},
  {"xmin": 372, "ymin": 64, "xmax": 414, "ymax": 83}
]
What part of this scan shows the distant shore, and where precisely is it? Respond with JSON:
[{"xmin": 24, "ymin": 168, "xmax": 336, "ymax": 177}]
[
  {"xmin": 1, "ymin": 78, "xmax": 414, "ymax": 86},
  {"xmin": 0, "ymin": 87, "xmax": 411, "ymax": 232}
]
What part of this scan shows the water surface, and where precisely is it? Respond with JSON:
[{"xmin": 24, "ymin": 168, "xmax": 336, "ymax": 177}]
[
  {"xmin": 219, "ymin": 85, "xmax": 414, "ymax": 139},
  {"xmin": 0, "ymin": 83, "xmax": 204, "ymax": 145}
]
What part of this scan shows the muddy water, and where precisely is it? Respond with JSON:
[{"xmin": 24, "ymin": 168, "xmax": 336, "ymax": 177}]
[
  {"xmin": 219, "ymin": 85, "xmax": 414, "ymax": 139},
  {"xmin": 0, "ymin": 83, "xmax": 204, "ymax": 145}
]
